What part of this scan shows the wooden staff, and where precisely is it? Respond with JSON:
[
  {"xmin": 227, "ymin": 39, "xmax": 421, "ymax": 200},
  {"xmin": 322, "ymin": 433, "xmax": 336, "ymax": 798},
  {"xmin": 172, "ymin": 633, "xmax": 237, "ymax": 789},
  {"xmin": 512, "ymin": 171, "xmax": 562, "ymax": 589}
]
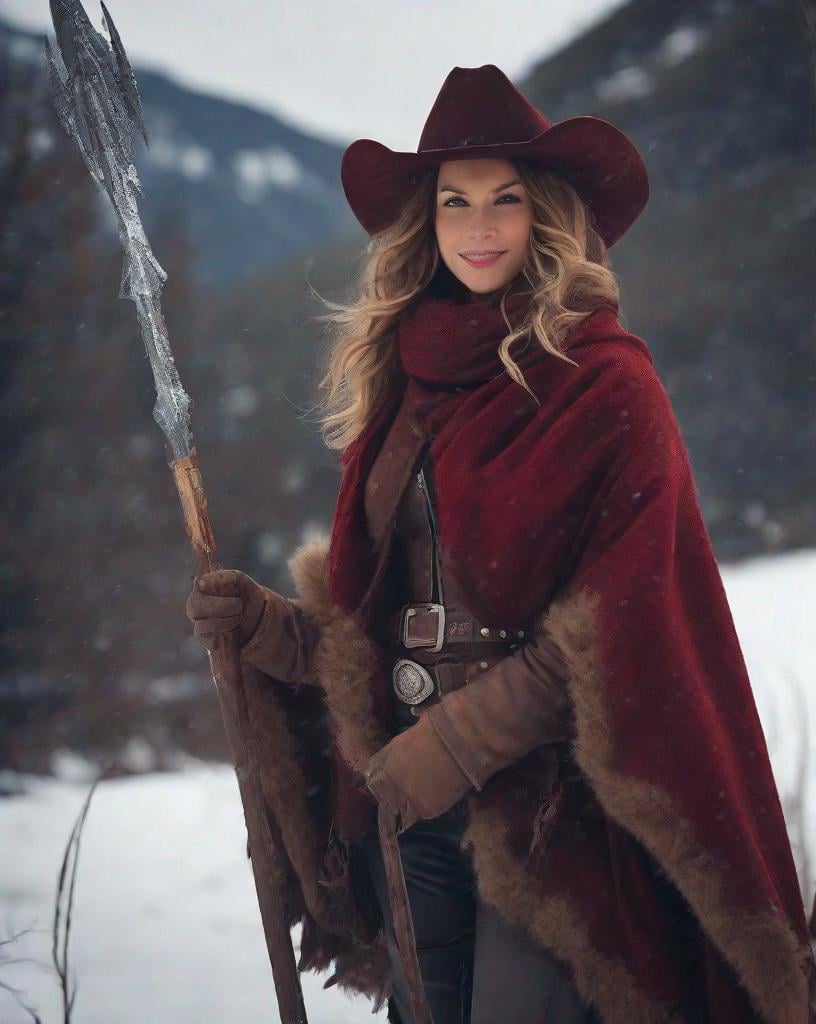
[{"xmin": 44, "ymin": 4, "xmax": 307, "ymax": 1020}]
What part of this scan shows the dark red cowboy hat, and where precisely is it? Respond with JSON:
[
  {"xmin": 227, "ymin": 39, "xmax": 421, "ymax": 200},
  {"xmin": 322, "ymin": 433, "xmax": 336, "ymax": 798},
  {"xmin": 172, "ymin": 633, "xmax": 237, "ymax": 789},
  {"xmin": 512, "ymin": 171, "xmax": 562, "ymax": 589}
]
[{"xmin": 341, "ymin": 64, "xmax": 649, "ymax": 248}]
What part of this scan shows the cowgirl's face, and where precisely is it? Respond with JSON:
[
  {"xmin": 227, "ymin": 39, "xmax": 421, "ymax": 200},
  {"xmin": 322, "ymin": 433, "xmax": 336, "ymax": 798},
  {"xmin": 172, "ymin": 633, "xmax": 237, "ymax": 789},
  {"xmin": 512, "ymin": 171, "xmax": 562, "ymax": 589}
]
[{"xmin": 434, "ymin": 158, "xmax": 533, "ymax": 301}]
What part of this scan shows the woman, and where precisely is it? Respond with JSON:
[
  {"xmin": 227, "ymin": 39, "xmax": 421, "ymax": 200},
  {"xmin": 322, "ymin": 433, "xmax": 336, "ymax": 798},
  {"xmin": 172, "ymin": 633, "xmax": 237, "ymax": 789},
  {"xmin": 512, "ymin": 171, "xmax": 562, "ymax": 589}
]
[{"xmin": 186, "ymin": 66, "xmax": 814, "ymax": 1024}]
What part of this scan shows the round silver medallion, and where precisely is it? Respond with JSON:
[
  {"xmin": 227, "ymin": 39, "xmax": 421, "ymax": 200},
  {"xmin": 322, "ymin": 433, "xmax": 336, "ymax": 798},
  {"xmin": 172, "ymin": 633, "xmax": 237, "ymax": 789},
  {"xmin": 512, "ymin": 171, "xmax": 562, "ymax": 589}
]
[{"xmin": 392, "ymin": 658, "xmax": 436, "ymax": 705}]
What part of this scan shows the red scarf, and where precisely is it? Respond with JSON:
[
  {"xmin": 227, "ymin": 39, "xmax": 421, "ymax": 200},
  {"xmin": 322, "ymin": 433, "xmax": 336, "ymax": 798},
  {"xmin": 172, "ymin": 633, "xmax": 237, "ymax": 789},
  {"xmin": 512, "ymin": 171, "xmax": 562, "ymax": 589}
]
[
  {"xmin": 326, "ymin": 289, "xmax": 814, "ymax": 1018},
  {"xmin": 397, "ymin": 287, "xmax": 538, "ymax": 385}
]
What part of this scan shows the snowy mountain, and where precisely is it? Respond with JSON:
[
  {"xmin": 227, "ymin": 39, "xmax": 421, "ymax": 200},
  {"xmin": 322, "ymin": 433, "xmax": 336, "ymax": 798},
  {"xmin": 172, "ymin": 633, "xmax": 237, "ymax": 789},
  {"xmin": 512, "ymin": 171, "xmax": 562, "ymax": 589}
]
[{"xmin": 0, "ymin": 16, "xmax": 358, "ymax": 289}]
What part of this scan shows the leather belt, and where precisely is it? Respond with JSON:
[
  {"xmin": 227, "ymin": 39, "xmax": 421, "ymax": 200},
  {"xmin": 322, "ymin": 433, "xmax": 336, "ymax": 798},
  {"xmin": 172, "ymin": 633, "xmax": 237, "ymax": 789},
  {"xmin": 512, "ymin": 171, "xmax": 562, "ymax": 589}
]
[{"xmin": 388, "ymin": 602, "xmax": 529, "ymax": 653}]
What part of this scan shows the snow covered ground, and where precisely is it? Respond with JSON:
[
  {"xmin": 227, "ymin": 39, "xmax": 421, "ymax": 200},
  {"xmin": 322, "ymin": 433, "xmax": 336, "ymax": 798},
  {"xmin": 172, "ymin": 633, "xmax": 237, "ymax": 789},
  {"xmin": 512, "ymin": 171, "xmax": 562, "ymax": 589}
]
[
  {"xmin": 0, "ymin": 765, "xmax": 381, "ymax": 1024},
  {"xmin": 1, "ymin": 549, "xmax": 814, "ymax": 1024}
]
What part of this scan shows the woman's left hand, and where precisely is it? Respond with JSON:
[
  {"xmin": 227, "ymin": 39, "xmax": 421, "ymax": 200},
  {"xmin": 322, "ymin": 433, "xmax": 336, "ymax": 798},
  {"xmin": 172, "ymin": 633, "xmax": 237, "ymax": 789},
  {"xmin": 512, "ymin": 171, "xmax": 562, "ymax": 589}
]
[{"xmin": 364, "ymin": 706, "xmax": 474, "ymax": 832}]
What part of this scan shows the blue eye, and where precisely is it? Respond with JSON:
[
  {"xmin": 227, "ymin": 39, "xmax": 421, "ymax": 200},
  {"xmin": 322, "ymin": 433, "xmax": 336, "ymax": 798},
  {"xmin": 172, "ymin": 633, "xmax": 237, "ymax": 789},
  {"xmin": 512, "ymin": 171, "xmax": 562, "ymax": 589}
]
[{"xmin": 442, "ymin": 193, "xmax": 521, "ymax": 207}]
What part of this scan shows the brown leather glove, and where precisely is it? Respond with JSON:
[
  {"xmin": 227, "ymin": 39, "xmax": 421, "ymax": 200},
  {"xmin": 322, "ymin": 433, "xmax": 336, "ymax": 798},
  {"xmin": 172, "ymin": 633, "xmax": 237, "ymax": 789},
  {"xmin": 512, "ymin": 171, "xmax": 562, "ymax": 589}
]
[
  {"xmin": 364, "ymin": 707, "xmax": 473, "ymax": 833},
  {"xmin": 186, "ymin": 569, "xmax": 320, "ymax": 687},
  {"xmin": 364, "ymin": 631, "xmax": 573, "ymax": 829},
  {"xmin": 186, "ymin": 569, "xmax": 267, "ymax": 651},
  {"xmin": 422, "ymin": 631, "xmax": 573, "ymax": 791}
]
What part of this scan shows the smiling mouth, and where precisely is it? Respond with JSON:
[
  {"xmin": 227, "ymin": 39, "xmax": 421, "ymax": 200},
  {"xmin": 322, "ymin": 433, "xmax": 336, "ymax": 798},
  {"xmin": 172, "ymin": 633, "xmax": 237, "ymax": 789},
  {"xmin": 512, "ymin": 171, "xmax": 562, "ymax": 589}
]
[{"xmin": 460, "ymin": 251, "xmax": 506, "ymax": 265}]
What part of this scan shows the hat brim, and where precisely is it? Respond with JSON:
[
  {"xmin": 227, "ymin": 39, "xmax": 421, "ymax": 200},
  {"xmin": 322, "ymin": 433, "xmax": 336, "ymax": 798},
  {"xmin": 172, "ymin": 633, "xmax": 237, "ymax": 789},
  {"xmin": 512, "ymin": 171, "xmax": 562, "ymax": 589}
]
[{"xmin": 340, "ymin": 115, "xmax": 649, "ymax": 248}]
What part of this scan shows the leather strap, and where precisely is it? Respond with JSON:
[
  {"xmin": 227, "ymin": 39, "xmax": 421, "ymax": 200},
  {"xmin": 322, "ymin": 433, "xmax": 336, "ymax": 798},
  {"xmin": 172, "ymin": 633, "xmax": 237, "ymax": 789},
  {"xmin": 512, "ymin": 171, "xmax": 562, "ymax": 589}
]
[
  {"xmin": 433, "ymin": 659, "xmax": 467, "ymax": 694},
  {"xmin": 377, "ymin": 803, "xmax": 433, "ymax": 1024}
]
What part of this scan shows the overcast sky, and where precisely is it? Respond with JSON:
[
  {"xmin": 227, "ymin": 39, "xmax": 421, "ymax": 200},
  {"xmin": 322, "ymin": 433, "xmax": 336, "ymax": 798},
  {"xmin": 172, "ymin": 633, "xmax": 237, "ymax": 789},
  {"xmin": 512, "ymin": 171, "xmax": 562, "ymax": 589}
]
[{"xmin": 3, "ymin": 0, "xmax": 625, "ymax": 149}]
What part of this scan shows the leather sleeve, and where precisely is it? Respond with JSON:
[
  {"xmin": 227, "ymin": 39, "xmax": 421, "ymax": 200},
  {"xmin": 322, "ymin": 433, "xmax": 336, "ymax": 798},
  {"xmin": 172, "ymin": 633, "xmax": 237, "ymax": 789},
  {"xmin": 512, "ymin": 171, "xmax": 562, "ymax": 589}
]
[
  {"xmin": 239, "ymin": 587, "xmax": 321, "ymax": 690},
  {"xmin": 425, "ymin": 631, "xmax": 573, "ymax": 791}
]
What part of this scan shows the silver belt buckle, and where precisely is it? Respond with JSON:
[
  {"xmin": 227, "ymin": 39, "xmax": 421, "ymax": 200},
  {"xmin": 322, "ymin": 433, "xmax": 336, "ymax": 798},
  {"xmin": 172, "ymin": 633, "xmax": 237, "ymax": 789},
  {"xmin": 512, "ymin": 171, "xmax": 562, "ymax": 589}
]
[
  {"xmin": 401, "ymin": 602, "xmax": 446, "ymax": 653},
  {"xmin": 392, "ymin": 658, "xmax": 438, "ymax": 705}
]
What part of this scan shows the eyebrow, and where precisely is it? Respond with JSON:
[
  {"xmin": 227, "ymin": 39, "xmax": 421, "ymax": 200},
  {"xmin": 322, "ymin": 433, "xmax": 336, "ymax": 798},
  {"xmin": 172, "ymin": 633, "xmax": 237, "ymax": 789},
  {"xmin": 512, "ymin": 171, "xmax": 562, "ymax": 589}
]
[{"xmin": 438, "ymin": 179, "xmax": 523, "ymax": 195}]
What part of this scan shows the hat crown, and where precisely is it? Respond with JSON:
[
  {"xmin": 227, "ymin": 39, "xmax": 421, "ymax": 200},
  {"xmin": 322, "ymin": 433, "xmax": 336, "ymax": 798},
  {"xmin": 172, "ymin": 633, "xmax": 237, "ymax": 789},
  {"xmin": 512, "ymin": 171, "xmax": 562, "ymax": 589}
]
[{"xmin": 418, "ymin": 64, "xmax": 552, "ymax": 153}]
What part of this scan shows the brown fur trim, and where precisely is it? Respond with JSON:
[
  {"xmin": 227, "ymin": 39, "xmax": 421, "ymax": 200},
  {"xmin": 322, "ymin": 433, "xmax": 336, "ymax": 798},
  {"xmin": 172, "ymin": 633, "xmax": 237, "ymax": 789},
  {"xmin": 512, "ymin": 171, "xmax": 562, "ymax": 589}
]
[
  {"xmin": 242, "ymin": 663, "xmax": 330, "ymax": 924},
  {"xmin": 288, "ymin": 538, "xmax": 390, "ymax": 772},
  {"xmin": 234, "ymin": 536, "xmax": 394, "ymax": 1007},
  {"xmin": 542, "ymin": 587, "xmax": 811, "ymax": 1024},
  {"xmin": 286, "ymin": 539, "xmax": 394, "ymax": 1004},
  {"xmin": 329, "ymin": 937, "xmax": 393, "ymax": 1012},
  {"xmin": 462, "ymin": 799, "xmax": 682, "ymax": 1024}
]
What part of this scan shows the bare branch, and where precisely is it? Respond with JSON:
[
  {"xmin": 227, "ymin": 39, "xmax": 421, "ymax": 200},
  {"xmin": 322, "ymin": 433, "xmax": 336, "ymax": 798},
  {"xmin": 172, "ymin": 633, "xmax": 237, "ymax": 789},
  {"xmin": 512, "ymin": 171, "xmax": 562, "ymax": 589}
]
[{"xmin": 52, "ymin": 756, "xmax": 117, "ymax": 1022}]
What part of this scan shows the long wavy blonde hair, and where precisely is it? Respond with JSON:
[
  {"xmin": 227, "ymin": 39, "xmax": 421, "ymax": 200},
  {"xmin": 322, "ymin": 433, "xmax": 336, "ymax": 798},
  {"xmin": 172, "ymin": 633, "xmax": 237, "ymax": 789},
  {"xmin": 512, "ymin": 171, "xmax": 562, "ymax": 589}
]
[{"xmin": 310, "ymin": 158, "xmax": 621, "ymax": 454}]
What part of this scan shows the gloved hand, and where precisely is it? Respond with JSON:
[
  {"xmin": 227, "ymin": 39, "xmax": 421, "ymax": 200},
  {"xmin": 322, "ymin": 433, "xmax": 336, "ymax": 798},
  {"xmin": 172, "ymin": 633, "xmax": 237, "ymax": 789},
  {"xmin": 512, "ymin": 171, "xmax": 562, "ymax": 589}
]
[
  {"xmin": 364, "ymin": 704, "xmax": 475, "ymax": 833},
  {"xmin": 186, "ymin": 569, "xmax": 267, "ymax": 652},
  {"xmin": 364, "ymin": 631, "xmax": 573, "ymax": 831}
]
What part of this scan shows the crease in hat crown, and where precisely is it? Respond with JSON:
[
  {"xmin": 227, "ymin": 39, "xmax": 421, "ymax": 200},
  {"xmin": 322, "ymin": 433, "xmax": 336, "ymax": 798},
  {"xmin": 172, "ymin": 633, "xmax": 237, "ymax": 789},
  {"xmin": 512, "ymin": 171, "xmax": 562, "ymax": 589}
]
[
  {"xmin": 340, "ymin": 63, "xmax": 650, "ymax": 248},
  {"xmin": 418, "ymin": 65, "xmax": 552, "ymax": 151}
]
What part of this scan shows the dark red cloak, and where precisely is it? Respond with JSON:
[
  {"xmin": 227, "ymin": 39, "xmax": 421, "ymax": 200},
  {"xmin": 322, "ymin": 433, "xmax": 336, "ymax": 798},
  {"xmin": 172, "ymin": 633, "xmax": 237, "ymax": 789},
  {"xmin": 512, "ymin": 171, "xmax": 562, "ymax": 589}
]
[{"xmin": 320, "ymin": 302, "xmax": 815, "ymax": 1022}]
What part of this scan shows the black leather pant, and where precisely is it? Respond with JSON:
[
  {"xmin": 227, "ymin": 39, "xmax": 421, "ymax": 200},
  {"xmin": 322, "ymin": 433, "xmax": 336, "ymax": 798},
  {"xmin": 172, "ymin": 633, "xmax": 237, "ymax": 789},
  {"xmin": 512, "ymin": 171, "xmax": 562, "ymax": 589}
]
[{"xmin": 349, "ymin": 801, "xmax": 595, "ymax": 1024}]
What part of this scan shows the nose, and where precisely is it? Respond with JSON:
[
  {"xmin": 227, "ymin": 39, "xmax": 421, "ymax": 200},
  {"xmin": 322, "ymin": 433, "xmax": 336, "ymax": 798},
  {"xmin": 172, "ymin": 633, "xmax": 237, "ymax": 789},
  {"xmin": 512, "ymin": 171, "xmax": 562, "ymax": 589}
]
[{"xmin": 464, "ymin": 206, "xmax": 500, "ymax": 243}]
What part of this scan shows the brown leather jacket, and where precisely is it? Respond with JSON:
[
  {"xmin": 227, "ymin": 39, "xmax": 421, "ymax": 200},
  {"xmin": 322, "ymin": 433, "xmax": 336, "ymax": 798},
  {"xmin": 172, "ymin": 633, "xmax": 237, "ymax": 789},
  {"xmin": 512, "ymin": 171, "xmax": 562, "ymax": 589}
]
[{"xmin": 239, "ymin": 399, "xmax": 574, "ymax": 790}]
